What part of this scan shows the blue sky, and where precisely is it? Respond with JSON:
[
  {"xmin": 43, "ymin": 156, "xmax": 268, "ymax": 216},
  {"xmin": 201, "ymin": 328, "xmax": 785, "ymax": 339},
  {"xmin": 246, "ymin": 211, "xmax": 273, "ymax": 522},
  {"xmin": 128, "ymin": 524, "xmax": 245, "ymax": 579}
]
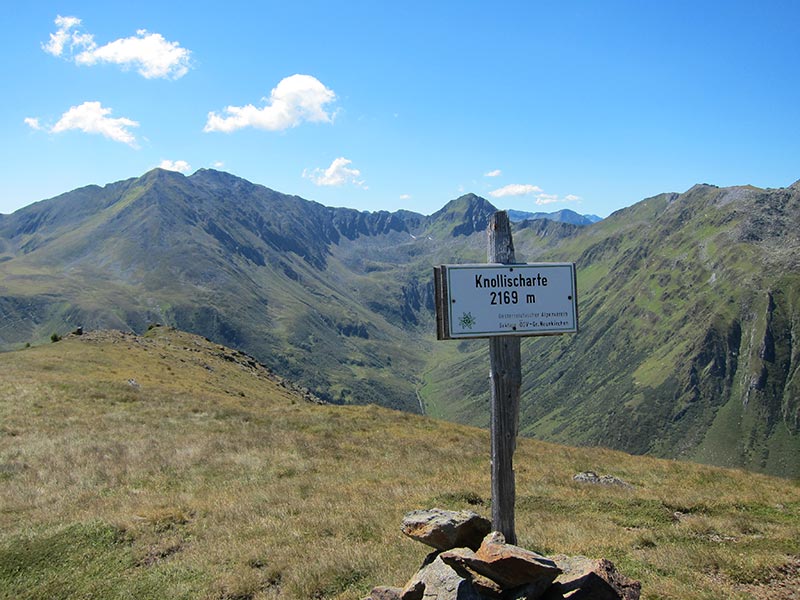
[{"xmin": 2, "ymin": 1, "xmax": 798, "ymax": 217}]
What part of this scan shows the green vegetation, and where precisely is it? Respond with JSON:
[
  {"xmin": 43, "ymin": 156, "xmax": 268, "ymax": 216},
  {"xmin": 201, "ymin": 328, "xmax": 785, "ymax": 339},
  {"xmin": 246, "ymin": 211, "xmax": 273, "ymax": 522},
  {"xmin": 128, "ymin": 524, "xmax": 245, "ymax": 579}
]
[
  {"xmin": 421, "ymin": 184, "xmax": 800, "ymax": 478},
  {"xmin": 1, "ymin": 170, "xmax": 799, "ymax": 478},
  {"xmin": 0, "ymin": 169, "xmax": 429, "ymax": 413},
  {"xmin": 1, "ymin": 328, "xmax": 799, "ymax": 599}
]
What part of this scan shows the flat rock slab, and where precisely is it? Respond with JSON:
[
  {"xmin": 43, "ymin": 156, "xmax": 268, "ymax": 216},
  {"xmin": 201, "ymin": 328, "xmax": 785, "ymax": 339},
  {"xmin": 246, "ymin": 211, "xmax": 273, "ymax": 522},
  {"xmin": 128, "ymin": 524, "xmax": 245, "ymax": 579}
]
[
  {"xmin": 442, "ymin": 532, "xmax": 561, "ymax": 590},
  {"xmin": 438, "ymin": 548, "xmax": 504, "ymax": 598},
  {"xmin": 542, "ymin": 555, "xmax": 641, "ymax": 600},
  {"xmin": 402, "ymin": 508, "xmax": 492, "ymax": 551}
]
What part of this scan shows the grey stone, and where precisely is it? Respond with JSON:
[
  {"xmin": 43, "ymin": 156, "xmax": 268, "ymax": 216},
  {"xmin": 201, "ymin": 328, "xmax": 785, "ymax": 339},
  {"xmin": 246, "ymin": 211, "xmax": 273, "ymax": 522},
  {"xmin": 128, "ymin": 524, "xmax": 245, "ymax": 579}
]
[
  {"xmin": 542, "ymin": 555, "xmax": 641, "ymax": 600},
  {"xmin": 403, "ymin": 555, "xmax": 484, "ymax": 600},
  {"xmin": 572, "ymin": 472, "xmax": 633, "ymax": 488},
  {"xmin": 402, "ymin": 508, "xmax": 492, "ymax": 551}
]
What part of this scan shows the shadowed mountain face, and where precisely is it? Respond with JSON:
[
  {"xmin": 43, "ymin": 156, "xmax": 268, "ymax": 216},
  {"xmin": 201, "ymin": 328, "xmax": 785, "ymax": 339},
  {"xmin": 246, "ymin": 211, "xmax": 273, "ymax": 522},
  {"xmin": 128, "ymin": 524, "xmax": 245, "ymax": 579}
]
[
  {"xmin": 0, "ymin": 168, "xmax": 455, "ymax": 411},
  {"xmin": 2, "ymin": 169, "xmax": 799, "ymax": 476}
]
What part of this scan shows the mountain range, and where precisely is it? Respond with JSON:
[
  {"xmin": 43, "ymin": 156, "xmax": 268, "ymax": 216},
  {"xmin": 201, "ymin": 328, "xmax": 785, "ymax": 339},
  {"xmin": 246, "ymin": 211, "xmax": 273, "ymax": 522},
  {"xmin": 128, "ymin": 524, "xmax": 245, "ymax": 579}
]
[
  {"xmin": 1, "ymin": 169, "xmax": 798, "ymax": 477},
  {"xmin": 506, "ymin": 208, "xmax": 602, "ymax": 226}
]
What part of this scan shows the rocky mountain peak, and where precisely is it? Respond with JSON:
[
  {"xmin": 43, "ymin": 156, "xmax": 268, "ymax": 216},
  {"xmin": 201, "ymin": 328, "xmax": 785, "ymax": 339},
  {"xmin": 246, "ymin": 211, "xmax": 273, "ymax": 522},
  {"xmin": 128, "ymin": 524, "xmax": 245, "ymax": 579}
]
[{"xmin": 430, "ymin": 193, "xmax": 498, "ymax": 236}]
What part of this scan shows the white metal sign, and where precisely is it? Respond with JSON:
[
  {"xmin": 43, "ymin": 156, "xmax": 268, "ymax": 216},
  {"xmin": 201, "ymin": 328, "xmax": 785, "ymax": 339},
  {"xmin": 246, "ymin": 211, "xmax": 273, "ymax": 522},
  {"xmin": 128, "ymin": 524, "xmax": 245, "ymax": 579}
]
[{"xmin": 435, "ymin": 263, "xmax": 578, "ymax": 339}]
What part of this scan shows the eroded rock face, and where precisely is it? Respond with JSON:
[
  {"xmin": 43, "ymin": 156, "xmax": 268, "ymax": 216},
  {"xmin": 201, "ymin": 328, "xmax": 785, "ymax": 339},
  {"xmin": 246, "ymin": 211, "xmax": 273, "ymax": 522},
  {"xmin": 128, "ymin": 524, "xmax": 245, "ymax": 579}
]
[{"xmin": 402, "ymin": 508, "xmax": 492, "ymax": 551}]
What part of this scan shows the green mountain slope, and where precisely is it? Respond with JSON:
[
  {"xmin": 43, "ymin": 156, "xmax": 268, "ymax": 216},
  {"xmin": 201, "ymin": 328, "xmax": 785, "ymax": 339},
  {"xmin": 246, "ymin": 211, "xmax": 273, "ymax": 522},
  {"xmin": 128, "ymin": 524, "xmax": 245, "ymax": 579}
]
[
  {"xmin": 0, "ymin": 169, "xmax": 432, "ymax": 411},
  {"xmin": 1, "ymin": 170, "xmax": 799, "ymax": 477},
  {"xmin": 423, "ymin": 182, "xmax": 800, "ymax": 477}
]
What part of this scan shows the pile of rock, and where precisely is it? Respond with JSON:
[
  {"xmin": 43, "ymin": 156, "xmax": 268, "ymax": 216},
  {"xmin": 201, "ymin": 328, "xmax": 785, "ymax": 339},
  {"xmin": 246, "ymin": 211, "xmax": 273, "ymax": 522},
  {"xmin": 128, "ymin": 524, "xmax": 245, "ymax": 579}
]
[
  {"xmin": 364, "ymin": 508, "xmax": 640, "ymax": 600},
  {"xmin": 572, "ymin": 472, "xmax": 633, "ymax": 489}
]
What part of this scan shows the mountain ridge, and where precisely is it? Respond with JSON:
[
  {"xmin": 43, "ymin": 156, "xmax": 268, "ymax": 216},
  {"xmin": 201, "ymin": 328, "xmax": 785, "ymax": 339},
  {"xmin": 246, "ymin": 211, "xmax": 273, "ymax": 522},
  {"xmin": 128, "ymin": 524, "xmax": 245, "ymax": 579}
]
[
  {"xmin": 507, "ymin": 208, "xmax": 602, "ymax": 225},
  {"xmin": 1, "ymin": 169, "xmax": 799, "ymax": 476}
]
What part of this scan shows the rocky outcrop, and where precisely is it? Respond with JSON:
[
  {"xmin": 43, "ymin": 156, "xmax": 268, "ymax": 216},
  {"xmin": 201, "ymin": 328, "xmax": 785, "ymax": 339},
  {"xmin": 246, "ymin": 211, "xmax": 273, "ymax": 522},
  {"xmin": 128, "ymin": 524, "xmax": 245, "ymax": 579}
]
[
  {"xmin": 365, "ymin": 509, "xmax": 640, "ymax": 600},
  {"xmin": 572, "ymin": 472, "xmax": 632, "ymax": 489}
]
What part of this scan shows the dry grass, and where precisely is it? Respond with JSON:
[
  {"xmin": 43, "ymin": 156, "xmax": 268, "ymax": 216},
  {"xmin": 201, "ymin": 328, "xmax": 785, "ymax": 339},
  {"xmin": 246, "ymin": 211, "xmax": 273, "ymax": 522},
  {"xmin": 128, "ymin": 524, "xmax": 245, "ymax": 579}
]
[{"xmin": 1, "ymin": 327, "xmax": 799, "ymax": 599}]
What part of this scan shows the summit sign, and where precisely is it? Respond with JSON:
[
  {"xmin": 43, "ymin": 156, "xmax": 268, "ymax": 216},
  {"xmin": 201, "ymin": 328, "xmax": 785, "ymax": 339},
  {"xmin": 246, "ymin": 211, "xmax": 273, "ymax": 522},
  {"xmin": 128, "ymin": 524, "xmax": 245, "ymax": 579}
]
[
  {"xmin": 434, "ymin": 263, "xmax": 578, "ymax": 339},
  {"xmin": 434, "ymin": 214, "xmax": 579, "ymax": 543}
]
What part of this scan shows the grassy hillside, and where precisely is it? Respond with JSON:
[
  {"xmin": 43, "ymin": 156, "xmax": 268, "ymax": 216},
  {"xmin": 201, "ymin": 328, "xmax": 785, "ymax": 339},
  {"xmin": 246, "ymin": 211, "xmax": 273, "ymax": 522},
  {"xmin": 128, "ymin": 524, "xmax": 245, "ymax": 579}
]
[
  {"xmin": 422, "ymin": 183, "xmax": 800, "ymax": 478},
  {"xmin": 0, "ymin": 169, "xmax": 429, "ymax": 412},
  {"xmin": 1, "ymin": 328, "xmax": 799, "ymax": 599}
]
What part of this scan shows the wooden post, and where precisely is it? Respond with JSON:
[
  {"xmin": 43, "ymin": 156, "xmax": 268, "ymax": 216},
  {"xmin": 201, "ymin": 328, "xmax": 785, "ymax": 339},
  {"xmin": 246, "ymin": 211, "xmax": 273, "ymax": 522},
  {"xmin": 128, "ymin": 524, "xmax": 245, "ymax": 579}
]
[{"xmin": 488, "ymin": 211, "xmax": 521, "ymax": 544}]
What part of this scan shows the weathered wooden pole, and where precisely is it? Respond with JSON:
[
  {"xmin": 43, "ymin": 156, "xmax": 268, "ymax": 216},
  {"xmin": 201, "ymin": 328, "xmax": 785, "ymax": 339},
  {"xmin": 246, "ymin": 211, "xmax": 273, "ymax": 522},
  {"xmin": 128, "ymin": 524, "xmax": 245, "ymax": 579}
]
[
  {"xmin": 434, "ymin": 212, "xmax": 577, "ymax": 542},
  {"xmin": 487, "ymin": 211, "xmax": 521, "ymax": 544}
]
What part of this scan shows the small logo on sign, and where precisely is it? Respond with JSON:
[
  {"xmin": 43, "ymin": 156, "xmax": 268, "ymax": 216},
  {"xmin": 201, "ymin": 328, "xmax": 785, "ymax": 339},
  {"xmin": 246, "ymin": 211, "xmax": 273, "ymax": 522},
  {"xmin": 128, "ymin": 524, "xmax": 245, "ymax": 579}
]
[{"xmin": 459, "ymin": 312, "xmax": 476, "ymax": 330}]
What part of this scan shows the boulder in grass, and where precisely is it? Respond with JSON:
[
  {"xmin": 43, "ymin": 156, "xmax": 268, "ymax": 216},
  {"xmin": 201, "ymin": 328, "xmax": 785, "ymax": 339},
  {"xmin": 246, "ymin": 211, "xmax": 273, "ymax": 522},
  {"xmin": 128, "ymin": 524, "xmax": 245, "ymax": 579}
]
[
  {"xmin": 401, "ymin": 508, "xmax": 491, "ymax": 551},
  {"xmin": 573, "ymin": 472, "xmax": 633, "ymax": 489}
]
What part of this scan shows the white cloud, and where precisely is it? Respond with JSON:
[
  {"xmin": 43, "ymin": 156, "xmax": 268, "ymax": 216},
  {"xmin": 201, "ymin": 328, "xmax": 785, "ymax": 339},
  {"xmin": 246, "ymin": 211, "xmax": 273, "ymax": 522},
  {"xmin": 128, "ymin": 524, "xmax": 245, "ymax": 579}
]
[
  {"xmin": 24, "ymin": 117, "xmax": 42, "ymax": 130},
  {"xmin": 159, "ymin": 159, "xmax": 191, "ymax": 173},
  {"xmin": 303, "ymin": 157, "xmax": 365, "ymax": 188},
  {"xmin": 42, "ymin": 15, "xmax": 83, "ymax": 56},
  {"xmin": 532, "ymin": 193, "xmax": 582, "ymax": 205},
  {"xmin": 484, "ymin": 169, "xmax": 502, "ymax": 177},
  {"xmin": 212, "ymin": 161, "xmax": 225, "ymax": 168},
  {"xmin": 489, "ymin": 183, "xmax": 543, "ymax": 198},
  {"xmin": 488, "ymin": 182, "xmax": 581, "ymax": 206},
  {"xmin": 49, "ymin": 101, "xmax": 139, "ymax": 146},
  {"xmin": 399, "ymin": 193, "xmax": 411, "ymax": 200},
  {"xmin": 204, "ymin": 74, "xmax": 336, "ymax": 133},
  {"xmin": 535, "ymin": 193, "xmax": 560, "ymax": 205},
  {"xmin": 78, "ymin": 31, "xmax": 191, "ymax": 79},
  {"xmin": 42, "ymin": 15, "xmax": 191, "ymax": 79}
]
